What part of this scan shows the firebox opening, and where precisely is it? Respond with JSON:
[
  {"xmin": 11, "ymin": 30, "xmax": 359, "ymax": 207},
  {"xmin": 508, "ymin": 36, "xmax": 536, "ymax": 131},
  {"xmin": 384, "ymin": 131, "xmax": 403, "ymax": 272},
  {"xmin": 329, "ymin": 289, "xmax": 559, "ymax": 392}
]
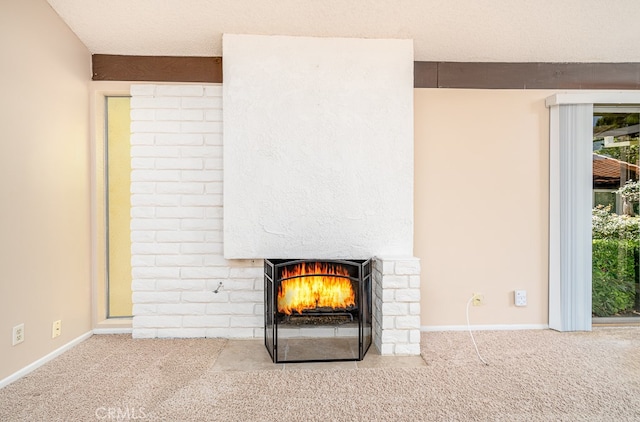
[
  {"xmin": 277, "ymin": 261, "xmax": 357, "ymax": 316},
  {"xmin": 264, "ymin": 258, "xmax": 372, "ymax": 363}
]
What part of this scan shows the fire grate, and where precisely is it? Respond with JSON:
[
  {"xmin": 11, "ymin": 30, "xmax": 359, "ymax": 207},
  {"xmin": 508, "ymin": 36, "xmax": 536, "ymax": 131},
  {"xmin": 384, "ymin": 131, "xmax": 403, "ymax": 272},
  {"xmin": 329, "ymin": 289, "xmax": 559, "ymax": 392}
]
[{"xmin": 264, "ymin": 258, "xmax": 372, "ymax": 363}]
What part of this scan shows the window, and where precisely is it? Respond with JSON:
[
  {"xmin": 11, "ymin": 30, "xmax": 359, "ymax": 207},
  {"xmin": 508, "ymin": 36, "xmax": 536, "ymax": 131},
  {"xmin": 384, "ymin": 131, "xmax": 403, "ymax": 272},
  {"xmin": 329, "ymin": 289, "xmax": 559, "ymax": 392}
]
[
  {"xmin": 105, "ymin": 96, "xmax": 132, "ymax": 318},
  {"xmin": 91, "ymin": 83, "xmax": 133, "ymax": 329},
  {"xmin": 547, "ymin": 92, "xmax": 640, "ymax": 331},
  {"xmin": 592, "ymin": 107, "xmax": 639, "ymax": 319}
]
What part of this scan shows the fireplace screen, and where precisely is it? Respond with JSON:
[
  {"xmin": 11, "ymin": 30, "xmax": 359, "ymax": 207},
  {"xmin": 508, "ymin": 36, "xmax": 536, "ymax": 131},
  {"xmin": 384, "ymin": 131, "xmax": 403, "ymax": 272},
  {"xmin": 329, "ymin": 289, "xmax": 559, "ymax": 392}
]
[{"xmin": 264, "ymin": 259, "xmax": 372, "ymax": 363}]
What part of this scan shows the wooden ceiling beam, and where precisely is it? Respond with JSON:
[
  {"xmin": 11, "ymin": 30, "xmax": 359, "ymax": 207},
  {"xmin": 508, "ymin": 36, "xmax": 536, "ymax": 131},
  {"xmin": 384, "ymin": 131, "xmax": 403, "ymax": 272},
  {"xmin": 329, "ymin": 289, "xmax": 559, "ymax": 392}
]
[
  {"xmin": 92, "ymin": 55, "xmax": 222, "ymax": 83},
  {"xmin": 92, "ymin": 55, "xmax": 640, "ymax": 89},
  {"xmin": 425, "ymin": 62, "xmax": 640, "ymax": 89}
]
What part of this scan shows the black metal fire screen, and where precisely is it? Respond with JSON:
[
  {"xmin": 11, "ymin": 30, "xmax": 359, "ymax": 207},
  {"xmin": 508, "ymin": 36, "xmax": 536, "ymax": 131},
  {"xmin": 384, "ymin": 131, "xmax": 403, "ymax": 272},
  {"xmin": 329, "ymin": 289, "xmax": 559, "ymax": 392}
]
[{"xmin": 264, "ymin": 258, "xmax": 372, "ymax": 363}]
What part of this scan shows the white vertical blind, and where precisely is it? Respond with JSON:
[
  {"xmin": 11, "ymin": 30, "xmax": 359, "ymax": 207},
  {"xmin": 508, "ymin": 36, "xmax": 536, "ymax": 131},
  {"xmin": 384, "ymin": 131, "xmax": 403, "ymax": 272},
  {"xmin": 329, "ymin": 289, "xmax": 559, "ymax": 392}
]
[{"xmin": 548, "ymin": 103, "xmax": 593, "ymax": 331}]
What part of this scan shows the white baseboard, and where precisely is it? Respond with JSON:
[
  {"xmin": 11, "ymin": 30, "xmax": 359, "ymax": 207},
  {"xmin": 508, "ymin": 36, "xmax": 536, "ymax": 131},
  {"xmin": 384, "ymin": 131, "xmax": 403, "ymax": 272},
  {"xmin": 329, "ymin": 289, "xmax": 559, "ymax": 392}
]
[
  {"xmin": 92, "ymin": 327, "xmax": 132, "ymax": 335},
  {"xmin": 0, "ymin": 331, "xmax": 93, "ymax": 389},
  {"xmin": 421, "ymin": 324, "xmax": 549, "ymax": 332}
]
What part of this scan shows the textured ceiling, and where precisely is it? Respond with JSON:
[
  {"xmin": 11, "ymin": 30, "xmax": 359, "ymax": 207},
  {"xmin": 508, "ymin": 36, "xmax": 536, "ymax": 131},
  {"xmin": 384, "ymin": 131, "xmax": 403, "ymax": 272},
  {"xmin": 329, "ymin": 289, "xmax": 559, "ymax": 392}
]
[{"xmin": 47, "ymin": 0, "xmax": 640, "ymax": 62}]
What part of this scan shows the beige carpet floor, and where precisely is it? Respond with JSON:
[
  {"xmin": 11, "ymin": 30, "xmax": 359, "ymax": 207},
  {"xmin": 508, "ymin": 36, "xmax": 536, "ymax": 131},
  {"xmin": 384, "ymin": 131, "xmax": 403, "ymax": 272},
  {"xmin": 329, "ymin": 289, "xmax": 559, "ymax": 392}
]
[{"xmin": 1, "ymin": 328, "xmax": 639, "ymax": 421}]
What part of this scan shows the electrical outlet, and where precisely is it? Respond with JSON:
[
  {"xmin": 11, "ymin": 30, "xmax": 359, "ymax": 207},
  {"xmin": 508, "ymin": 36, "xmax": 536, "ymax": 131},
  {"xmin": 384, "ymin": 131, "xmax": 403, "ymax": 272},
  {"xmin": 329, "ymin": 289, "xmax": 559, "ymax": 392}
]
[
  {"xmin": 515, "ymin": 290, "xmax": 527, "ymax": 307},
  {"xmin": 52, "ymin": 320, "xmax": 61, "ymax": 338},
  {"xmin": 472, "ymin": 293, "xmax": 484, "ymax": 306},
  {"xmin": 12, "ymin": 324, "xmax": 25, "ymax": 346}
]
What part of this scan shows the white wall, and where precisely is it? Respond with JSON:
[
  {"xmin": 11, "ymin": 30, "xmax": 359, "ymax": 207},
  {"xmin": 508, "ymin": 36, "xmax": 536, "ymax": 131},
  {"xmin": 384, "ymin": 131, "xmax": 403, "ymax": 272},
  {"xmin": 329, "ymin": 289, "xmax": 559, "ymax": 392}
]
[
  {"xmin": 0, "ymin": 0, "xmax": 91, "ymax": 381},
  {"xmin": 129, "ymin": 84, "xmax": 421, "ymax": 356},
  {"xmin": 129, "ymin": 84, "xmax": 265, "ymax": 339},
  {"xmin": 223, "ymin": 34, "xmax": 414, "ymax": 259}
]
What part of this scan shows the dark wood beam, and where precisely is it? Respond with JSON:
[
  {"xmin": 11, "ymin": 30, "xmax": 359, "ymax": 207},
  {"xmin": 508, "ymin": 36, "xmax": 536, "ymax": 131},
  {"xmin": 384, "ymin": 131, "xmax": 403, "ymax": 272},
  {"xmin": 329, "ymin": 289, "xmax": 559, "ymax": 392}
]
[
  {"xmin": 414, "ymin": 62, "xmax": 640, "ymax": 89},
  {"xmin": 413, "ymin": 61, "xmax": 438, "ymax": 88},
  {"xmin": 93, "ymin": 55, "xmax": 640, "ymax": 89},
  {"xmin": 92, "ymin": 55, "xmax": 222, "ymax": 83}
]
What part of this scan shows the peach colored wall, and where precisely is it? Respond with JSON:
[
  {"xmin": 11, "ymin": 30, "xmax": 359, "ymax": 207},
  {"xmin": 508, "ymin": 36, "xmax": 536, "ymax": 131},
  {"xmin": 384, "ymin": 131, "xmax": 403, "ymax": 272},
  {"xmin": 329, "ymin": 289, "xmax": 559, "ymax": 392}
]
[
  {"xmin": 414, "ymin": 89, "xmax": 554, "ymax": 328},
  {"xmin": 0, "ymin": 1, "xmax": 91, "ymax": 380}
]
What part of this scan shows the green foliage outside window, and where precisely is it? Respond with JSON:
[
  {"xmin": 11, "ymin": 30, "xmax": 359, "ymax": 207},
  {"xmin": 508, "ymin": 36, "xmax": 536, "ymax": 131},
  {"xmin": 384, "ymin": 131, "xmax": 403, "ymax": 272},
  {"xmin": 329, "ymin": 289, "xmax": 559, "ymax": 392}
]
[
  {"xmin": 592, "ymin": 238, "xmax": 638, "ymax": 317},
  {"xmin": 592, "ymin": 196, "xmax": 639, "ymax": 317}
]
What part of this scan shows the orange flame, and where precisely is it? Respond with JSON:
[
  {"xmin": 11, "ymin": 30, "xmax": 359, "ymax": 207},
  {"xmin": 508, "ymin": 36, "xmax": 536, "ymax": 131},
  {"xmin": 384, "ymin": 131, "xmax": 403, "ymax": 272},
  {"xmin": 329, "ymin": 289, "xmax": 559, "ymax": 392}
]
[{"xmin": 277, "ymin": 262, "xmax": 355, "ymax": 315}]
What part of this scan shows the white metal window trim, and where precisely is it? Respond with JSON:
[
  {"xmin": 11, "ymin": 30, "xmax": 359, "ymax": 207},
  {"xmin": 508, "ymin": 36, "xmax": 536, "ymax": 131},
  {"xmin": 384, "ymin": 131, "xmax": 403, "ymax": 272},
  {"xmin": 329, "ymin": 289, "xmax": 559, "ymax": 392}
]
[{"xmin": 547, "ymin": 91, "xmax": 640, "ymax": 332}]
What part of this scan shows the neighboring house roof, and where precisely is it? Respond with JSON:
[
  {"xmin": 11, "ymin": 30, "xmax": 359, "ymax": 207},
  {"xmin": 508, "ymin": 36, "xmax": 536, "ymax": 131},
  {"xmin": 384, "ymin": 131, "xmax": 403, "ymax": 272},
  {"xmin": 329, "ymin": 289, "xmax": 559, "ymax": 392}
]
[
  {"xmin": 593, "ymin": 153, "xmax": 639, "ymax": 189},
  {"xmin": 594, "ymin": 123, "xmax": 640, "ymax": 139}
]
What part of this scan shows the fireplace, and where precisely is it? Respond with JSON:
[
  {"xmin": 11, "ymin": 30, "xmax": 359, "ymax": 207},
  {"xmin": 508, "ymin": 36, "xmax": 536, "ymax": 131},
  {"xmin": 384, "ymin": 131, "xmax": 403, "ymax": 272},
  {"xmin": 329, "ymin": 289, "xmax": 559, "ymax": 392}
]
[{"xmin": 264, "ymin": 258, "xmax": 372, "ymax": 363}]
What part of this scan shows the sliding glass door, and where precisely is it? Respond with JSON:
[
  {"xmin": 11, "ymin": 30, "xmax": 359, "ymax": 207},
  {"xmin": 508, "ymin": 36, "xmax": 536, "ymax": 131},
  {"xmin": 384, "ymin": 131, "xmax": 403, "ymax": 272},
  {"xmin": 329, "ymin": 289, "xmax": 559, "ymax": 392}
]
[{"xmin": 592, "ymin": 107, "xmax": 639, "ymax": 319}]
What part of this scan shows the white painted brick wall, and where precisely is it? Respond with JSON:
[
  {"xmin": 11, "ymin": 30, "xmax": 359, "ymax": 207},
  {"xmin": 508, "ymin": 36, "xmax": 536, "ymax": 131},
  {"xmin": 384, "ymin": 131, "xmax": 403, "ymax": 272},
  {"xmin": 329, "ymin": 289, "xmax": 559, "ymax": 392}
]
[
  {"xmin": 130, "ymin": 84, "xmax": 263, "ymax": 339},
  {"xmin": 129, "ymin": 84, "xmax": 422, "ymax": 357},
  {"xmin": 372, "ymin": 257, "xmax": 421, "ymax": 356}
]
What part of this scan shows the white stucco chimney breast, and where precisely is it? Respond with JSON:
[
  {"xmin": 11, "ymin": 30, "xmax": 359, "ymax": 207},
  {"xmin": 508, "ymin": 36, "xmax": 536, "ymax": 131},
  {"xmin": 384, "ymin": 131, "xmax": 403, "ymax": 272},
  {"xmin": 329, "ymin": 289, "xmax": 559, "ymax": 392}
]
[{"xmin": 223, "ymin": 34, "xmax": 414, "ymax": 259}]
